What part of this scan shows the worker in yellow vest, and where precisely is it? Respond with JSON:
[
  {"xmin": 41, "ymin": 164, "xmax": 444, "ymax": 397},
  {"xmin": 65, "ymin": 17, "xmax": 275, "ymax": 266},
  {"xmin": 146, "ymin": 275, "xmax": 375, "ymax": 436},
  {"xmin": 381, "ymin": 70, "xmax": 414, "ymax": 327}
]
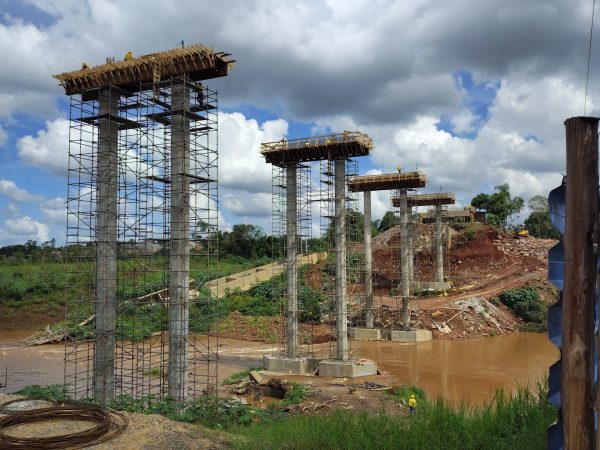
[{"xmin": 408, "ymin": 394, "xmax": 417, "ymax": 413}]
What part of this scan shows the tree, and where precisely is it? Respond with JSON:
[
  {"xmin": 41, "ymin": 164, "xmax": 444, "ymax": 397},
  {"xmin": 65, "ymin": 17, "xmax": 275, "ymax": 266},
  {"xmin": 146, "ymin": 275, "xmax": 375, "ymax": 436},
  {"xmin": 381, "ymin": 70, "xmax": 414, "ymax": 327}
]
[
  {"xmin": 220, "ymin": 224, "xmax": 266, "ymax": 259},
  {"xmin": 524, "ymin": 195, "xmax": 559, "ymax": 239},
  {"xmin": 471, "ymin": 183, "xmax": 524, "ymax": 227},
  {"xmin": 378, "ymin": 211, "xmax": 399, "ymax": 233}
]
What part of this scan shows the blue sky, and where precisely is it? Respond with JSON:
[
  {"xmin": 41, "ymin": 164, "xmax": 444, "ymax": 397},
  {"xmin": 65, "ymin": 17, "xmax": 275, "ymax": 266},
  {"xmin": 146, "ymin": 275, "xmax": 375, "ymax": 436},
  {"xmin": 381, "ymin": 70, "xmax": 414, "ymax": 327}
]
[{"xmin": 0, "ymin": 0, "xmax": 593, "ymax": 245}]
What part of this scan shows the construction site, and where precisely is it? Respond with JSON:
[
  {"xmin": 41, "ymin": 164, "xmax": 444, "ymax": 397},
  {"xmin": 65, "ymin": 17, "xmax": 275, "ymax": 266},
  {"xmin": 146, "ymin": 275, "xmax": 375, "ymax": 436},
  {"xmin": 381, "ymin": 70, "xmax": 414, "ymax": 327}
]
[{"xmin": 0, "ymin": 41, "xmax": 574, "ymax": 449}]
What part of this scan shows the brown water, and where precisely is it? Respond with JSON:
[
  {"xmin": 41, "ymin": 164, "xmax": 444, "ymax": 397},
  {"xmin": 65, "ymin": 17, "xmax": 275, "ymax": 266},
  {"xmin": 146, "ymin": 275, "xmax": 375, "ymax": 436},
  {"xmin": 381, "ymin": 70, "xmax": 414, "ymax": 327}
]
[
  {"xmin": 360, "ymin": 332, "xmax": 559, "ymax": 405},
  {"xmin": 0, "ymin": 330, "xmax": 558, "ymax": 406}
]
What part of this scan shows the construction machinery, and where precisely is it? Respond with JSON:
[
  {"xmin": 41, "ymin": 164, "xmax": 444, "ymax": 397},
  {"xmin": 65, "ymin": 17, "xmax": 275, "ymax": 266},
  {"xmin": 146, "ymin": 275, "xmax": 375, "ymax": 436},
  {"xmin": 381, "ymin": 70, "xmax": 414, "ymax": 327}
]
[{"xmin": 514, "ymin": 225, "xmax": 529, "ymax": 238}]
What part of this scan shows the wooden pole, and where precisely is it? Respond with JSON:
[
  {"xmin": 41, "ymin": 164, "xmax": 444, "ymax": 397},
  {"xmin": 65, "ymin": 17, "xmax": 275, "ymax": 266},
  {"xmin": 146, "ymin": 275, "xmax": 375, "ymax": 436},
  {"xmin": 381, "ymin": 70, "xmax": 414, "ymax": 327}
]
[{"xmin": 563, "ymin": 116, "xmax": 598, "ymax": 450}]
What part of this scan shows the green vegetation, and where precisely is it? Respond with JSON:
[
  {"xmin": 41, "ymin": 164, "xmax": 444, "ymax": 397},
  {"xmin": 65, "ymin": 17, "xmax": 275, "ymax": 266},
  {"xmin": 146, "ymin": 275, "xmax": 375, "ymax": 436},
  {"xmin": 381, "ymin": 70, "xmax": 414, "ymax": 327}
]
[
  {"xmin": 143, "ymin": 368, "xmax": 162, "ymax": 377},
  {"xmin": 222, "ymin": 367, "xmax": 263, "ymax": 386},
  {"xmin": 13, "ymin": 382, "xmax": 556, "ymax": 449},
  {"xmin": 375, "ymin": 211, "xmax": 400, "ymax": 233},
  {"xmin": 524, "ymin": 195, "xmax": 560, "ymax": 239},
  {"xmin": 464, "ymin": 221, "xmax": 480, "ymax": 240},
  {"xmin": 15, "ymin": 384, "xmax": 70, "ymax": 402},
  {"xmin": 384, "ymin": 385, "xmax": 426, "ymax": 404},
  {"xmin": 471, "ymin": 183, "xmax": 524, "ymax": 228},
  {"xmin": 499, "ymin": 287, "xmax": 548, "ymax": 331},
  {"xmin": 235, "ymin": 384, "xmax": 555, "ymax": 450},
  {"xmin": 280, "ymin": 383, "xmax": 311, "ymax": 408},
  {"xmin": 108, "ymin": 394, "xmax": 276, "ymax": 429}
]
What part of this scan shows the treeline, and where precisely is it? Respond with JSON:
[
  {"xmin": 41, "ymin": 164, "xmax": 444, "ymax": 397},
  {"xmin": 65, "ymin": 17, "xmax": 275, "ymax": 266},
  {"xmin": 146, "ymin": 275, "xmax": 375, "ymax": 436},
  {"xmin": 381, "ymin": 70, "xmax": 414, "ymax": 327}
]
[
  {"xmin": 0, "ymin": 239, "xmax": 61, "ymax": 263},
  {"xmin": 471, "ymin": 184, "xmax": 559, "ymax": 239}
]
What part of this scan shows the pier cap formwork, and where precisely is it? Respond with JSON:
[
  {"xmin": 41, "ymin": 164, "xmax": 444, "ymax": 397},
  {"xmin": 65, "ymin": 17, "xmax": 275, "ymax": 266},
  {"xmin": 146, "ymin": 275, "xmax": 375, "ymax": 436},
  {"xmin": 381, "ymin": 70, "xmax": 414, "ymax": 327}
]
[
  {"xmin": 260, "ymin": 131, "xmax": 373, "ymax": 167},
  {"xmin": 347, "ymin": 172, "xmax": 427, "ymax": 192},
  {"xmin": 420, "ymin": 209, "xmax": 473, "ymax": 223},
  {"xmin": 392, "ymin": 192, "xmax": 456, "ymax": 208},
  {"xmin": 54, "ymin": 43, "xmax": 234, "ymax": 96}
]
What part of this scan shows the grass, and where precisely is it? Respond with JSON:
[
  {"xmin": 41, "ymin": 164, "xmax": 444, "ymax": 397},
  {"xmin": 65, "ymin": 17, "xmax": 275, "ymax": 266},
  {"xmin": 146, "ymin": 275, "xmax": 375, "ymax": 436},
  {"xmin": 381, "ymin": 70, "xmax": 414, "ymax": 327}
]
[
  {"xmin": 13, "ymin": 382, "xmax": 556, "ymax": 450},
  {"xmin": 222, "ymin": 367, "xmax": 263, "ymax": 385},
  {"xmin": 280, "ymin": 383, "xmax": 312, "ymax": 407},
  {"xmin": 143, "ymin": 368, "xmax": 162, "ymax": 377},
  {"xmin": 14, "ymin": 384, "xmax": 70, "ymax": 402},
  {"xmin": 108, "ymin": 394, "xmax": 277, "ymax": 430},
  {"xmin": 383, "ymin": 385, "xmax": 426, "ymax": 404},
  {"xmin": 234, "ymin": 383, "xmax": 556, "ymax": 450}
]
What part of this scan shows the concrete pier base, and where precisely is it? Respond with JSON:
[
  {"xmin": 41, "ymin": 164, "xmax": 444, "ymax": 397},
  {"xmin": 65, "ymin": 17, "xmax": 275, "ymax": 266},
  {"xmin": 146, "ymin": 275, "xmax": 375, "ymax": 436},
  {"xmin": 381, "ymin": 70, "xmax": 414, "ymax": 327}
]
[
  {"xmin": 348, "ymin": 327, "xmax": 382, "ymax": 340},
  {"xmin": 412, "ymin": 281, "xmax": 452, "ymax": 291},
  {"xmin": 388, "ymin": 329, "xmax": 433, "ymax": 342},
  {"xmin": 318, "ymin": 359, "xmax": 378, "ymax": 378},
  {"xmin": 262, "ymin": 355, "xmax": 320, "ymax": 375}
]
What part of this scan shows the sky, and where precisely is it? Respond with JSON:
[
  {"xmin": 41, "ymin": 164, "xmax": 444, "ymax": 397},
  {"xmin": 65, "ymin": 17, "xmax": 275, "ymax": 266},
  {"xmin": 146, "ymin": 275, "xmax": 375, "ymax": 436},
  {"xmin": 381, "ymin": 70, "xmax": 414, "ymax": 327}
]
[{"xmin": 0, "ymin": 0, "xmax": 595, "ymax": 245}]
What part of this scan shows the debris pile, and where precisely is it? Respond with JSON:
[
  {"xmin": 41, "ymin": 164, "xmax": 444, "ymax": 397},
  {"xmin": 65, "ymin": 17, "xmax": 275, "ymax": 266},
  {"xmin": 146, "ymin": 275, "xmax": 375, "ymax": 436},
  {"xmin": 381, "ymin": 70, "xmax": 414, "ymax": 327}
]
[{"xmin": 493, "ymin": 234, "xmax": 557, "ymax": 261}]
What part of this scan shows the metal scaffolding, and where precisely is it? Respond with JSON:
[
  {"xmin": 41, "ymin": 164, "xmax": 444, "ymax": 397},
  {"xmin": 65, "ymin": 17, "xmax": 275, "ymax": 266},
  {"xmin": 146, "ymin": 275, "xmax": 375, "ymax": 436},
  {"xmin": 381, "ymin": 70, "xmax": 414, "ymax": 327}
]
[
  {"xmin": 261, "ymin": 132, "xmax": 373, "ymax": 371},
  {"xmin": 270, "ymin": 162, "xmax": 313, "ymax": 357},
  {"xmin": 59, "ymin": 44, "xmax": 232, "ymax": 404}
]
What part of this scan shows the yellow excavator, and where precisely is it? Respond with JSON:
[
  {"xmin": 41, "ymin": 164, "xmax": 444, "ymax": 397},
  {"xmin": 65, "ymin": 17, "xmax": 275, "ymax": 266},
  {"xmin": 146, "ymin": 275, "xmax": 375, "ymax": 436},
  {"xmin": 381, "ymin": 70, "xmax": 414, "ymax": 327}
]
[{"xmin": 514, "ymin": 225, "xmax": 529, "ymax": 238}]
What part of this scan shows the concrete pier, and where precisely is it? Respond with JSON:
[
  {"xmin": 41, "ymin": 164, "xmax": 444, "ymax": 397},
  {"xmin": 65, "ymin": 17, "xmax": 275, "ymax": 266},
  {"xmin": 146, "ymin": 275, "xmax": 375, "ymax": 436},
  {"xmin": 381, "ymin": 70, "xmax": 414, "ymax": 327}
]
[
  {"xmin": 94, "ymin": 87, "xmax": 119, "ymax": 406},
  {"xmin": 435, "ymin": 205, "xmax": 444, "ymax": 283},
  {"xmin": 335, "ymin": 159, "xmax": 348, "ymax": 361},
  {"xmin": 364, "ymin": 190, "xmax": 374, "ymax": 329},
  {"xmin": 168, "ymin": 79, "xmax": 191, "ymax": 402},
  {"xmin": 399, "ymin": 189, "xmax": 411, "ymax": 330},
  {"xmin": 286, "ymin": 164, "xmax": 298, "ymax": 357},
  {"xmin": 408, "ymin": 205, "xmax": 414, "ymax": 283}
]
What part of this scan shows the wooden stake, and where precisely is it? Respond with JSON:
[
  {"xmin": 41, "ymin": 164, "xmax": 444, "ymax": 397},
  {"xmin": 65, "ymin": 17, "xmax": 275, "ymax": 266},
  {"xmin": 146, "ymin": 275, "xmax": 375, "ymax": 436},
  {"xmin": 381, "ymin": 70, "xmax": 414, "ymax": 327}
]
[{"xmin": 563, "ymin": 116, "xmax": 598, "ymax": 450}]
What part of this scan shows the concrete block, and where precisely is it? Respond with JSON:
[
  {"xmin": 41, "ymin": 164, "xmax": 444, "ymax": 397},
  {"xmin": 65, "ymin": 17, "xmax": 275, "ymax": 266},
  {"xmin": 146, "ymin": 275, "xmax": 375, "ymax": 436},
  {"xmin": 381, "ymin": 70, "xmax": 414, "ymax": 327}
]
[
  {"xmin": 262, "ymin": 355, "xmax": 321, "ymax": 375},
  {"xmin": 318, "ymin": 359, "xmax": 378, "ymax": 378},
  {"xmin": 389, "ymin": 329, "xmax": 433, "ymax": 342},
  {"xmin": 348, "ymin": 327, "xmax": 382, "ymax": 340},
  {"xmin": 412, "ymin": 281, "xmax": 451, "ymax": 291}
]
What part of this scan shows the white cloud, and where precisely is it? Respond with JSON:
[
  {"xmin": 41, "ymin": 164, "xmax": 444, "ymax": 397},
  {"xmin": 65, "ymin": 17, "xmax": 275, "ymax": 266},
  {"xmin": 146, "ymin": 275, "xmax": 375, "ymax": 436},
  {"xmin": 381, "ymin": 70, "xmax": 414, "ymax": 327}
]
[
  {"xmin": 17, "ymin": 118, "xmax": 69, "ymax": 175},
  {"xmin": 0, "ymin": 0, "xmax": 594, "ymax": 238},
  {"xmin": 219, "ymin": 112, "xmax": 288, "ymax": 192},
  {"xmin": 0, "ymin": 179, "xmax": 43, "ymax": 202},
  {"xmin": 40, "ymin": 197, "xmax": 65, "ymax": 223},
  {"xmin": 0, "ymin": 216, "xmax": 49, "ymax": 244},
  {"xmin": 5, "ymin": 202, "xmax": 19, "ymax": 217}
]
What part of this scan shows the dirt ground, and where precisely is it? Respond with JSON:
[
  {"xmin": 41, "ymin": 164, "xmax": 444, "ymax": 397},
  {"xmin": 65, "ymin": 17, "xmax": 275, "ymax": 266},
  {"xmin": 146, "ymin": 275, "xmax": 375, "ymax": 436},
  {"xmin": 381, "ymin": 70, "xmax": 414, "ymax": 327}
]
[
  {"xmin": 222, "ymin": 225, "xmax": 557, "ymax": 343},
  {"xmin": 0, "ymin": 394, "xmax": 234, "ymax": 449}
]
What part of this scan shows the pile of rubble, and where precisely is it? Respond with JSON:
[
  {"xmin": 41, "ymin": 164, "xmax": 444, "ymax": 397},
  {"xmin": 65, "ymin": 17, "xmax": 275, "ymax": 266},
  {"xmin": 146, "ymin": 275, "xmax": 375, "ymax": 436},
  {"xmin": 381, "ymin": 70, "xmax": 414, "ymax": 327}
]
[
  {"xmin": 492, "ymin": 235, "xmax": 557, "ymax": 261},
  {"xmin": 375, "ymin": 297, "xmax": 517, "ymax": 339}
]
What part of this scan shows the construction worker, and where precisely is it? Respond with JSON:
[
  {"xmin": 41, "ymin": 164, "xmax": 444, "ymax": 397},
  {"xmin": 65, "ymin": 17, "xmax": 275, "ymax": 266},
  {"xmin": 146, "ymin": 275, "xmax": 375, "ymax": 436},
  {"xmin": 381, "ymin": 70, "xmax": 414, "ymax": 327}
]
[
  {"xmin": 196, "ymin": 83, "xmax": 204, "ymax": 106},
  {"xmin": 408, "ymin": 394, "xmax": 417, "ymax": 413},
  {"xmin": 124, "ymin": 51, "xmax": 133, "ymax": 61}
]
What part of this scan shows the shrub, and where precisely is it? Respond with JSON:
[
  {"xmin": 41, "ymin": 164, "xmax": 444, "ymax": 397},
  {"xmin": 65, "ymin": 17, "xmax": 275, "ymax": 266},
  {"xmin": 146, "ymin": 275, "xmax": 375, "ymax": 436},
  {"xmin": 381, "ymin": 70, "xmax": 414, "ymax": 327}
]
[
  {"xmin": 281, "ymin": 383, "xmax": 311, "ymax": 407},
  {"xmin": 15, "ymin": 384, "xmax": 70, "ymax": 402},
  {"xmin": 222, "ymin": 367, "xmax": 263, "ymax": 385},
  {"xmin": 499, "ymin": 287, "xmax": 548, "ymax": 327},
  {"xmin": 298, "ymin": 287, "xmax": 324, "ymax": 322}
]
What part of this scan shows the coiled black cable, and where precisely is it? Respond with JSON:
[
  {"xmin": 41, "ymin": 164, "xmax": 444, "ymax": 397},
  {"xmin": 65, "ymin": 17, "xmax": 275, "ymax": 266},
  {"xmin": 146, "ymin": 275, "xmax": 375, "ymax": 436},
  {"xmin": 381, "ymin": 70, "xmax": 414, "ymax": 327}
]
[{"xmin": 0, "ymin": 404, "xmax": 128, "ymax": 449}]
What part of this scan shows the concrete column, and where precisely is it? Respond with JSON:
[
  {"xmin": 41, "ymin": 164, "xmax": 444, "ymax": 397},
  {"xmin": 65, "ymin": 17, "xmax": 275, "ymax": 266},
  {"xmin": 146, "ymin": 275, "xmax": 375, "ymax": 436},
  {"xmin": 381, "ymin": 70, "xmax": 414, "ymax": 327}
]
[
  {"xmin": 286, "ymin": 164, "xmax": 298, "ymax": 357},
  {"xmin": 364, "ymin": 191, "xmax": 373, "ymax": 328},
  {"xmin": 335, "ymin": 159, "xmax": 348, "ymax": 361},
  {"xmin": 407, "ymin": 205, "xmax": 414, "ymax": 283},
  {"xmin": 399, "ymin": 189, "xmax": 410, "ymax": 330},
  {"xmin": 95, "ymin": 87, "xmax": 118, "ymax": 406},
  {"xmin": 435, "ymin": 205, "xmax": 444, "ymax": 283},
  {"xmin": 168, "ymin": 78, "xmax": 191, "ymax": 402}
]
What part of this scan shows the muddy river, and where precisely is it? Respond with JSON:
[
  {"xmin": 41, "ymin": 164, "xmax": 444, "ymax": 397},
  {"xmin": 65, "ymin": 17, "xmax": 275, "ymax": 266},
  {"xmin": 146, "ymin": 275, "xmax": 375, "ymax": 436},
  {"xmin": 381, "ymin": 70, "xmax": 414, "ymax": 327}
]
[
  {"xmin": 360, "ymin": 332, "xmax": 559, "ymax": 405},
  {"xmin": 0, "ymin": 331, "xmax": 558, "ymax": 405}
]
